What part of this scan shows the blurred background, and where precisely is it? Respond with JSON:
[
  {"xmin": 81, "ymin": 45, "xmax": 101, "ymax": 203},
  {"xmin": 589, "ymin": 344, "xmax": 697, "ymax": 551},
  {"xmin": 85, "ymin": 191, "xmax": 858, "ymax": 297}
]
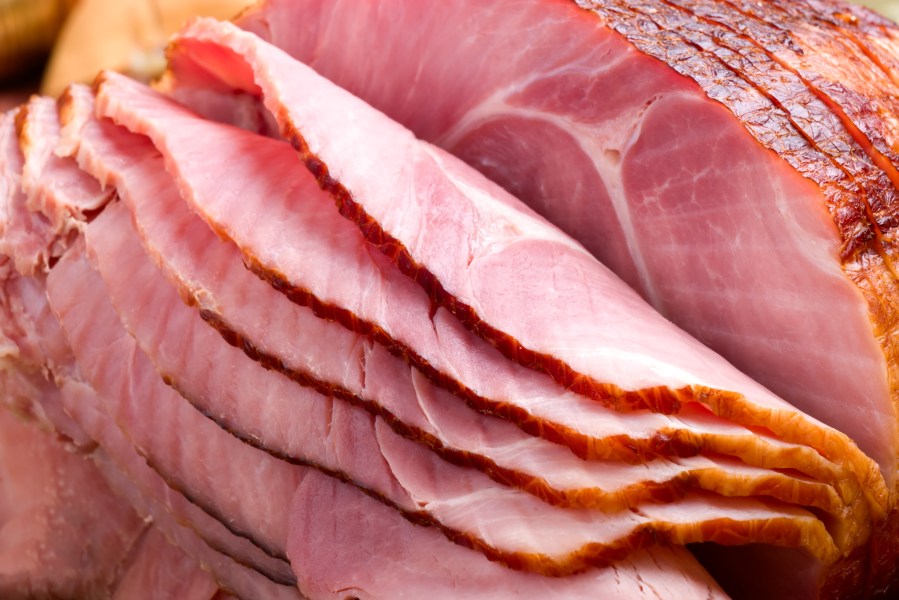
[
  {"xmin": 0, "ymin": 0, "xmax": 253, "ymax": 110},
  {"xmin": 0, "ymin": 0, "xmax": 897, "ymax": 110}
]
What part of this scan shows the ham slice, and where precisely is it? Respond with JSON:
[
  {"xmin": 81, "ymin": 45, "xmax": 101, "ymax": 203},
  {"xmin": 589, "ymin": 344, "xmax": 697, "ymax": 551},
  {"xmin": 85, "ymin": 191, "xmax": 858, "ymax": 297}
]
[
  {"xmin": 0, "ymin": 112, "xmax": 57, "ymax": 276},
  {"xmin": 0, "ymin": 405, "xmax": 144, "ymax": 598},
  {"xmin": 16, "ymin": 95, "xmax": 111, "ymax": 240},
  {"xmin": 231, "ymin": 0, "xmax": 899, "ymax": 488},
  {"xmin": 287, "ymin": 469, "xmax": 729, "ymax": 600}
]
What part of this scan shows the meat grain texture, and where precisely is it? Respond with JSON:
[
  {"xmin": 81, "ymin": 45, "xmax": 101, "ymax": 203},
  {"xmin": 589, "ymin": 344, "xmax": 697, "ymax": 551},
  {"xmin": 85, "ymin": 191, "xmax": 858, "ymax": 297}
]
[{"xmin": 1, "ymin": 1, "xmax": 899, "ymax": 599}]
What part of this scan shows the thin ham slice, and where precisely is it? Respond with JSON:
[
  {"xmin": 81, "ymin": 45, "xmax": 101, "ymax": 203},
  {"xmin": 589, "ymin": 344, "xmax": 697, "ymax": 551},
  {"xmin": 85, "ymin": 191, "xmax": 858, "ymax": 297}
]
[
  {"xmin": 16, "ymin": 95, "xmax": 111, "ymax": 239},
  {"xmin": 0, "ymin": 112, "xmax": 57, "ymax": 276},
  {"xmin": 286, "ymin": 469, "xmax": 729, "ymax": 600}
]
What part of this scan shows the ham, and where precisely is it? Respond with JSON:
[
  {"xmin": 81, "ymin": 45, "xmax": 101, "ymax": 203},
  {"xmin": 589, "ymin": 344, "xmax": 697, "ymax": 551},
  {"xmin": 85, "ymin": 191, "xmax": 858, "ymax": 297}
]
[
  {"xmin": 161, "ymin": 18, "xmax": 881, "ymax": 495},
  {"xmin": 0, "ymin": 405, "xmax": 144, "ymax": 598},
  {"xmin": 17, "ymin": 96, "xmax": 111, "ymax": 241},
  {"xmin": 46, "ymin": 243, "xmax": 302, "ymax": 584},
  {"xmin": 69, "ymin": 77, "xmax": 848, "ymax": 520},
  {"xmin": 74, "ymin": 114, "xmax": 840, "ymax": 575},
  {"xmin": 0, "ymin": 112, "xmax": 57, "ymax": 276},
  {"xmin": 94, "ymin": 70, "xmax": 870, "ymax": 513},
  {"xmin": 231, "ymin": 0, "xmax": 899, "ymax": 484},
  {"xmin": 3, "ymin": 1, "xmax": 899, "ymax": 597}
]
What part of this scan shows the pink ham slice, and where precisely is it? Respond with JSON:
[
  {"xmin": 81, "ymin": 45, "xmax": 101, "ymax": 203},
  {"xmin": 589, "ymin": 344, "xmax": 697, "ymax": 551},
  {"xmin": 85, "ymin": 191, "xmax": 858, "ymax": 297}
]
[
  {"xmin": 91, "ymin": 71, "xmax": 867, "ymax": 518},
  {"xmin": 46, "ymin": 242, "xmax": 302, "ymax": 581},
  {"xmin": 16, "ymin": 96, "xmax": 111, "ymax": 240},
  {"xmin": 230, "ymin": 0, "xmax": 899, "ymax": 485},
  {"xmin": 0, "ymin": 112, "xmax": 57, "ymax": 276},
  {"xmin": 0, "ymin": 405, "xmax": 145, "ymax": 598},
  {"xmin": 287, "ymin": 469, "xmax": 729, "ymax": 600},
  {"xmin": 109, "ymin": 526, "xmax": 221, "ymax": 600},
  {"xmin": 66, "ymin": 82, "xmax": 846, "ymax": 522}
]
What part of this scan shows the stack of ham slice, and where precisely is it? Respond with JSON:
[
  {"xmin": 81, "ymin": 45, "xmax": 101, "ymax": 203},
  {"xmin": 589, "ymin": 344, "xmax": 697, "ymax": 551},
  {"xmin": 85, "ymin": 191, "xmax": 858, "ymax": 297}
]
[
  {"xmin": 230, "ymin": 0, "xmax": 899, "ymax": 485},
  {"xmin": 1, "ymin": 3, "xmax": 898, "ymax": 599}
]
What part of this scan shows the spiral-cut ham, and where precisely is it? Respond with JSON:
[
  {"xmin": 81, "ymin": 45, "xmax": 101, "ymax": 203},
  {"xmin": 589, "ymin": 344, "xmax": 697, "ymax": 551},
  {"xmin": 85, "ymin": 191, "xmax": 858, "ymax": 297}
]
[
  {"xmin": 5, "ymin": 2, "xmax": 899, "ymax": 597},
  {"xmin": 230, "ymin": 0, "xmax": 899, "ymax": 490},
  {"xmin": 93, "ymin": 69, "xmax": 875, "ymax": 526},
  {"xmin": 79, "ymin": 140, "xmax": 840, "ymax": 574},
  {"xmin": 67, "ymin": 79, "xmax": 850, "ymax": 523}
]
